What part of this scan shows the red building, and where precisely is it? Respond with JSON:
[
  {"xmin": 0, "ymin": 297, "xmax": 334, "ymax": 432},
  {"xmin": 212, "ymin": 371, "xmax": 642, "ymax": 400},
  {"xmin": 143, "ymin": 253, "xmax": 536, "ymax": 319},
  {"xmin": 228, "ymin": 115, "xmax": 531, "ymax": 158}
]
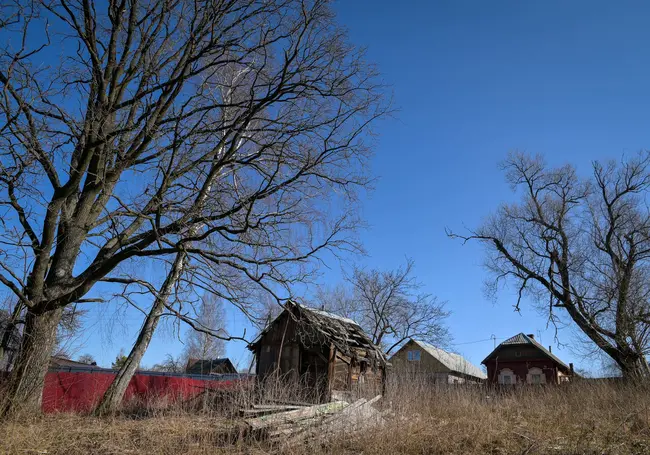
[{"xmin": 482, "ymin": 333, "xmax": 575, "ymax": 385}]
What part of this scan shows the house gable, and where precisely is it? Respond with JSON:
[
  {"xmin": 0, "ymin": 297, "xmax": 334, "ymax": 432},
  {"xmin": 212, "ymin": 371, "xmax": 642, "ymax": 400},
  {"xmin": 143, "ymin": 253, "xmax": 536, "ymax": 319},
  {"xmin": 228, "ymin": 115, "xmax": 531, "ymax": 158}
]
[
  {"xmin": 389, "ymin": 339, "xmax": 487, "ymax": 380},
  {"xmin": 482, "ymin": 333, "xmax": 570, "ymax": 373},
  {"xmin": 390, "ymin": 339, "xmax": 451, "ymax": 373}
]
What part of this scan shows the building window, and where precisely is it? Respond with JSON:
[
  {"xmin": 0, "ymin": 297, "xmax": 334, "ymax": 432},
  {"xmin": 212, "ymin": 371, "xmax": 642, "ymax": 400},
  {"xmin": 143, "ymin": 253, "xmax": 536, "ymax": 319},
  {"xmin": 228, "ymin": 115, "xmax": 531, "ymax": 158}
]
[
  {"xmin": 407, "ymin": 350, "xmax": 421, "ymax": 361},
  {"xmin": 515, "ymin": 351, "xmax": 522, "ymax": 357},
  {"xmin": 499, "ymin": 368, "xmax": 515, "ymax": 385},
  {"xmin": 527, "ymin": 367, "xmax": 545, "ymax": 385}
]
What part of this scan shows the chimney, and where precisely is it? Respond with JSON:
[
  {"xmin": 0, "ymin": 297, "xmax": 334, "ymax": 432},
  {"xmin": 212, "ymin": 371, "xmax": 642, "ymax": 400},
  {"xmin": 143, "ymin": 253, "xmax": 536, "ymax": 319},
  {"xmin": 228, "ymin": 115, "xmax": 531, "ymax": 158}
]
[
  {"xmin": 548, "ymin": 345, "xmax": 552, "ymax": 353},
  {"xmin": 570, "ymin": 363, "xmax": 574, "ymax": 376},
  {"xmin": 527, "ymin": 333, "xmax": 535, "ymax": 339}
]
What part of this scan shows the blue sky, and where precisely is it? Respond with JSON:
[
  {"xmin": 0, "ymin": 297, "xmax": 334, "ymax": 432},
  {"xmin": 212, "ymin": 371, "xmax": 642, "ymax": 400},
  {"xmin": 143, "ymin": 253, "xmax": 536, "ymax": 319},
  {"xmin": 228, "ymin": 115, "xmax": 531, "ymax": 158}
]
[{"xmin": 73, "ymin": 1, "xmax": 650, "ymax": 375}]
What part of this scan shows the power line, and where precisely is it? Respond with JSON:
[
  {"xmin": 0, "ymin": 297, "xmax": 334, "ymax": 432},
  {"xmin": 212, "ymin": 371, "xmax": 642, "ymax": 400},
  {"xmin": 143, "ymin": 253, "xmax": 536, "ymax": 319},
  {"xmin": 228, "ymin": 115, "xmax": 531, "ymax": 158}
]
[{"xmin": 452, "ymin": 337, "xmax": 504, "ymax": 346}]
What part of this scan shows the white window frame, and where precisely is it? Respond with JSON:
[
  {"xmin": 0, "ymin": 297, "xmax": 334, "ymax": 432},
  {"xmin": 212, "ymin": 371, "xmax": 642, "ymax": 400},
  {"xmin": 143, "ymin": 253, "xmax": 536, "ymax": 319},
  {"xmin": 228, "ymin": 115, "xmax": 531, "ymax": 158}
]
[
  {"xmin": 527, "ymin": 367, "xmax": 545, "ymax": 385},
  {"xmin": 499, "ymin": 368, "xmax": 515, "ymax": 385}
]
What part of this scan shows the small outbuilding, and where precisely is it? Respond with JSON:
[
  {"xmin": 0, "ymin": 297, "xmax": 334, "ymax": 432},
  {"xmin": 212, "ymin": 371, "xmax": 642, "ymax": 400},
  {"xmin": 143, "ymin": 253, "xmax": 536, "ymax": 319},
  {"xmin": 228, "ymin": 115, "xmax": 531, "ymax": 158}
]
[
  {"xmin": 248, "ymin": 301, "xmax": 387, "ymax": 402},
  {"xmin": 185, "ymin": 358, "xmax": 237, "ymax": 375},
  {"xmin": 50, "ymin": 356, "xmax": 98, "ymax": 369},
  {"xmin": 482, "ymin": 333, "xmax": 575, "ymax": 385},
  {"xmin": 390, "ymin": 339, "xmax": 487, "ymax": 384}
]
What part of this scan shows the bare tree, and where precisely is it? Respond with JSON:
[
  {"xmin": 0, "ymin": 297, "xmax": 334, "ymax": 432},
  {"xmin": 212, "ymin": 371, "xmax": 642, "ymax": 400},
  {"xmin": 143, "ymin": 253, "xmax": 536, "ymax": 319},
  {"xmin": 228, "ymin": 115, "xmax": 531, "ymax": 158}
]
[
  {"xmin": 450, "ymin": 152, "xmax": 650, "ymax": 379},
  {"xmin": 0, "ymin": 0, "xmax": 386, "ymax": 416},
  {"xmin": 151, "ymin": 354, "xmax": 184, "ymax": 373},
  {"xmin": 52, "ymin": 305, "xmax": 87, "ymax": 359},
  {"xmin": 77, "ymin": 353, "xmax": 96, "ymax": 365},
  {"xmin": 181, "ymin": 294, "xmax": 226, "ymax": 364},
  {"xmin": 0, "ymin": 1, "xmax": 22, "ymax": 30},
  {"xmin": 317, "ymin": 259, "xmax": 451, "ymax": 355},
  {"xmin": 111, "ymin": 349, "xmax": 128, "ymax": 370},
  {"xmin": 1, "ymin": 300, "xmax": 85, "ymax": 367}
]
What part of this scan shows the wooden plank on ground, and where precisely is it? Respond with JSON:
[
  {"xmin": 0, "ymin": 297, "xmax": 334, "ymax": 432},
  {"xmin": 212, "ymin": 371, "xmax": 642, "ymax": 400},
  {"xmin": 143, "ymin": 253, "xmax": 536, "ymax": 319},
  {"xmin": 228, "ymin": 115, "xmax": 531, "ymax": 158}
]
[
  {"xmin": 246, "ymin": 401, "xmax": 348, "ymax": 430},
  {"xmin": 253, "ymin": 404, "xmax": 306, "ymax": 410},
  {"xmin": 283, "ymin": 395, "xmax": 384, "ymax": 445},
  {"xmin": 266, "ymin": 398, "xmax": 316, "ymax": 407}
]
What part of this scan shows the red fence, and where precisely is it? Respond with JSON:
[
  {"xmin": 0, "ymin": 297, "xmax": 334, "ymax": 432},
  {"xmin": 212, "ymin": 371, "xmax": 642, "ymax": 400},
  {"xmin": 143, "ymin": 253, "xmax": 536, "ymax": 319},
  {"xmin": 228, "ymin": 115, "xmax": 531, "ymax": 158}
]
[{"xmin": 42, "ymin": 369, "xmax": 250, "ymax": 413}]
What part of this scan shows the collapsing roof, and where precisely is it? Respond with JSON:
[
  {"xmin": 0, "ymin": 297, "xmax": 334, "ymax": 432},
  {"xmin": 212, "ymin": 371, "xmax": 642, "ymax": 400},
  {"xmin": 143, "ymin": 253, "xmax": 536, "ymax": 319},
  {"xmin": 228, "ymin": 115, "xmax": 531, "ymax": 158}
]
[
  {"xmin": 409, "ymin": 339, "xmax": 487, "ymax": 380},
  {"xmin": 249, "ymin": 301, "xmax": 387, "ymax": 366},
  {"xmin": 481, "ymin": 332, "xmax": 570, "ymax": 372}
]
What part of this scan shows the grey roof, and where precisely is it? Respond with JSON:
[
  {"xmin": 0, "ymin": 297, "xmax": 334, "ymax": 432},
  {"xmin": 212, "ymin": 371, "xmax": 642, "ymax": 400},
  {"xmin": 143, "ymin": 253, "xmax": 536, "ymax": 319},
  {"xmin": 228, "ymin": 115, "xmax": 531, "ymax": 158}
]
[
  {"xmin": 405, "ymin": 340, "xmax": 487, "ymax": 380},
  {"xmin": 249, "ymin": 301, "xmax": 387, "ymax": 365},
  {"xmin": 50, "ymin": 356, "xmax": 97, "ymax": 368},
  {"xmin": 482, "ymin": 332, "xmax": 570, "ymax": 371},
  {"xmin": 303, "ymin": 306, "xmax": 359, "ymax": 326}
]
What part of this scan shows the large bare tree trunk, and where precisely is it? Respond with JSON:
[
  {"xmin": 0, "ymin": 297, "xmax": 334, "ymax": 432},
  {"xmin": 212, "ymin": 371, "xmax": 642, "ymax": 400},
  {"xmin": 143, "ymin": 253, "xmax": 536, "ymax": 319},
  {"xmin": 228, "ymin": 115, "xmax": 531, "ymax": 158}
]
[
  {"xmin": 0, "ymin": 302, "xmax": 23, "ymax": 370},
  {"xmin": 618, "ymin": 355, "xmax": 650, "ymax": 380},
  {"xmin": 0, "ymin": 307, "xmax": 63, "ymax": 418},
  {"xmin": 450, "ymin": 152, "xmax": 650, "ymax": 382},
  {"xmin": 0, "ymin": 0, "xmax": 384, "ymax": 416},
  {"xmin": 94, "ymin": 253, "xmax": 186, "ymax": 415}
]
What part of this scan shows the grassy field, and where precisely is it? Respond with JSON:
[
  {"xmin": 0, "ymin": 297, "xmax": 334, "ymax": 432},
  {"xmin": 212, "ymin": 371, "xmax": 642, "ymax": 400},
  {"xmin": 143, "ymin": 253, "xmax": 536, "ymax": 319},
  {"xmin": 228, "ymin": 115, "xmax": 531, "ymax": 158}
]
[{"xmin": 2, "ymin": 381, "xmax": 650, "ymax": 454}]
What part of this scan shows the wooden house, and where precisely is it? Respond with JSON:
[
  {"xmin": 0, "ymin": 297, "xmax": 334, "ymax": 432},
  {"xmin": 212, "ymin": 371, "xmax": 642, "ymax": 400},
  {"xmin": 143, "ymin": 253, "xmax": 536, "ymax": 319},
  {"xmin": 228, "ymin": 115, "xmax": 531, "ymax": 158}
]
[
  {"xmin": 49, "ymin": 356, "xmax": 98, "ymax": 369},
  {"xmin": 482, "ymin": 333, "xmax": 575, "ymax": 385},
  {"xmin": 185, "ymin": 358, "xmax": 237, "ymax": 375},
  {"xmin": 248, "ymin": 301, "xmax": 387, "ymax": 402},
  {"xmin": 389, "ymin": 339, "xmax": 486, "ymax": 384}
]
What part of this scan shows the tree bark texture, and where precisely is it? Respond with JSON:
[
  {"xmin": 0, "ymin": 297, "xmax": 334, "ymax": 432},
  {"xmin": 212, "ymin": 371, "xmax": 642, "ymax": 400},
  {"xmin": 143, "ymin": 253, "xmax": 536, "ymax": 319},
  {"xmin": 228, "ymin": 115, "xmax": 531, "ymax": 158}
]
[{"xmin": 1, "ymin": 307, "xmax": 63, "ymax": 417}]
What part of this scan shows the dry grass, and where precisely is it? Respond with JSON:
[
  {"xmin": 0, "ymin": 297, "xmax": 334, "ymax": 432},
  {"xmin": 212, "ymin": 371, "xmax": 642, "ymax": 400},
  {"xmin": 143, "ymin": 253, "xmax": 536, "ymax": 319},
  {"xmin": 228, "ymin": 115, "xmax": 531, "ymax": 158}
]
[{"xmin": 2, "ymin": 380, "xmax": 650, "ymax": 454}]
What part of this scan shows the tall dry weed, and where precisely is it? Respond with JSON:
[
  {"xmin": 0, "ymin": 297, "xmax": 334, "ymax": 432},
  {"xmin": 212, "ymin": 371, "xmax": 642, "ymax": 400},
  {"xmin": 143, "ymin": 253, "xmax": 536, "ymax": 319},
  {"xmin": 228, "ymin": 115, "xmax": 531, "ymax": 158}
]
[{"xmin": 2, "ymin": 376, "xmax": 650, "ymax": 454}]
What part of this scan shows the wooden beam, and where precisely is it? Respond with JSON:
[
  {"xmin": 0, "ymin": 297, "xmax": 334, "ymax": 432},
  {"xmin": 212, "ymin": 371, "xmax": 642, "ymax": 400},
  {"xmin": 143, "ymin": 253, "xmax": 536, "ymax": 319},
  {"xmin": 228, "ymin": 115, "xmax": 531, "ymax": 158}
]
[
  {"xmin": 245, "ymin": 401, "xmax": 348, "ymax": 430},
  {"xmin": 327, "ymin": 343, "xmax": 336, "ymax": 402}
]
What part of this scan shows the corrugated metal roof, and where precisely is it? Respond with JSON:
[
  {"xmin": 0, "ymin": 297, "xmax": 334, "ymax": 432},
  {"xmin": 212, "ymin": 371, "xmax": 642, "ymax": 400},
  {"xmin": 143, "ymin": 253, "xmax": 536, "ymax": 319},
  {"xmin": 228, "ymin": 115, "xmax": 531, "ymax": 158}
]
[
  {"xmin": 409, "ymin": 340, "xmax": 487, "ymax": 380},
  {"xmin": 500, "ymin": 333, "xmax": 530, "ymax": 345},
  {"xmin": 481, "ymin": 332, "xmax": 570, "ymax": 371}
]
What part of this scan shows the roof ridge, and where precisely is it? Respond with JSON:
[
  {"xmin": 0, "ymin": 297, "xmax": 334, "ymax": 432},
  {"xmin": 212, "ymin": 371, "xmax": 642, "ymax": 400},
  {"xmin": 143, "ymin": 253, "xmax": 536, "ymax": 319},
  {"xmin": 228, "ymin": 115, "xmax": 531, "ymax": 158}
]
[
  {"xmin": 409, "ymin": 339, "xmax": 486, "ymax": 379},
  {"xmin": 481, "ymin": 332, "xmax": 570, "ymax": 371}
]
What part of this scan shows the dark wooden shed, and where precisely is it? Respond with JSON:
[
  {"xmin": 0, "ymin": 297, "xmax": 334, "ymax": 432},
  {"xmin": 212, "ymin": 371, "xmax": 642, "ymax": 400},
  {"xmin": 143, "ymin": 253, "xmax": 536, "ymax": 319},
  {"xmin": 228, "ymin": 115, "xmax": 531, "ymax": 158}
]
[
  {"xmin": 248, "ymin": 301, "xmax": 387, "ymax": 402},
  {"xmin": 185, "ymin": 358, "xmax": 237, "ymax": 375}
]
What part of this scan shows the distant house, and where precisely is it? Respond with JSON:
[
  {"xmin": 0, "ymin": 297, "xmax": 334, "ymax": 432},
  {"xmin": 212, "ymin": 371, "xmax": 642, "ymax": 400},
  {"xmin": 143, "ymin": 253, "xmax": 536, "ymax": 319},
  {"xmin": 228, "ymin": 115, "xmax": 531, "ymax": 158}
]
[
  {"xmin": 389, "ymin": 339, "xmax": 487, "ymax": 384},
  {"xmin": 50, "ymin": 356, "xmax": 98, "ymax": 369},
  {"xmin": 482, "ymin": 333, "xmax": 575, "ymax": 385},
  {"xmin": 185, "ymin": 358, "xmax": 237, "ymax": 375},
  {"xmin": 248, "ymin": 301, "xmax": 387, "ymax": 402}
]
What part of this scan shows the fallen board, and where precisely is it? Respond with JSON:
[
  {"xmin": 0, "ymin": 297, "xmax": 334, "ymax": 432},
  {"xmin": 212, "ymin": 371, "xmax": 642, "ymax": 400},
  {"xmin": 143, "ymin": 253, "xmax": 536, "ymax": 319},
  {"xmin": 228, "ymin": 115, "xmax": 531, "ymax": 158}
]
[
  {"xmin": 283, "ymin": 395, "xmax": 384, "ymax": 445},
  {"xmin": 245, "ymin": 401, "xmax": 348, "ymax": 430}
]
